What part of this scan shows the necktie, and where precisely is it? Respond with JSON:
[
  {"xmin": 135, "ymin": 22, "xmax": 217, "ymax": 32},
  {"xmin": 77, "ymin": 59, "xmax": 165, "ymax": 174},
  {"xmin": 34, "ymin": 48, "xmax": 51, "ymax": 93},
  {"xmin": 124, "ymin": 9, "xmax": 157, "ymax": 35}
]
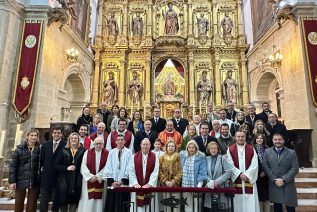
[
  {"xmin": 251, "ymin": 115, "xmax": 254, "ymax": 121},
  {"xmin": 277, "ymin": 149, "xmax": 282, "ymax": 158},
  {"xmin": 203, "ymin": 137, "xmax": 207, "ymax": 146},
  {"xmin": 155, "ymin": 118, "xmax": 158, "ymax": 124},
  {"xmin": 53, "ymin": 142, "xmax": 58, "ymax": 153}
]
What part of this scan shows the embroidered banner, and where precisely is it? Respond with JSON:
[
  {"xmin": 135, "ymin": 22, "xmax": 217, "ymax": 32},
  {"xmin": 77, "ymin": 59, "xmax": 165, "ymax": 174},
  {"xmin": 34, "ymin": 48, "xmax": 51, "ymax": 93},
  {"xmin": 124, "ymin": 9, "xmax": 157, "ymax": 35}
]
[
  {"xmin": 12, "ymin": 20, "xmax": 43, "ymax": 115},
  {"xmin": 302, "ymin": 19, "xmax": 317, "ymax": 107}
]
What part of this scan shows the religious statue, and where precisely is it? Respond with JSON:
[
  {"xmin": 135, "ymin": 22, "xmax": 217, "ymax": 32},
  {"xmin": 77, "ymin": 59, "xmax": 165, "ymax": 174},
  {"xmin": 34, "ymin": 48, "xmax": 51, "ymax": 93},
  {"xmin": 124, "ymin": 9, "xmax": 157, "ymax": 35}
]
[
  {"xmin": 107, "ymin": 13, "xmax": 118, "ymax": 36},
  {"xmin": 222, "ymin": 70, "xmax": 238, "ymax": 104},
  {"xmin": 162, "ymin": 3, "xmax": 179, "ymax": 35},
  {"xmin": 128, "ymin": 71, "xmax": 143, "ymax": 105},
  {"xmin": 221, "ymin": 12, "xmax": 233, "ymax": 37},
  {"xmin": 163, "ymin": 74, "xmax": 177, "ymax": 96},
  {"xmin": 197, "ymin": 71, "xmax": 213, "ymax": 105},
  {"xmin": 132, "ymin": 13, "xmax": 143, "ymax": 36},
  {"xmin": 103, "ymin": 72, "xmax": 117, "ymax": 105},
  {"xmin": 196, "ymin": 13, "xmax": 209, "ymax": 36}
]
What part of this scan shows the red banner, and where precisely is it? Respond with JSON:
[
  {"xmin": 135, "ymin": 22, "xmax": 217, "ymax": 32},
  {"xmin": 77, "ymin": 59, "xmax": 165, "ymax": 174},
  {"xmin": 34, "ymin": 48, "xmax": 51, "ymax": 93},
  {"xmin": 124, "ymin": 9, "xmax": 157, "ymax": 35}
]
[
  {"xmin": 12, "ymin": 20, "xmax": 43, "ymax": 115},
  {"xmin": 302, "ymin": 19, "xmax": 317, "ymax": 107}
]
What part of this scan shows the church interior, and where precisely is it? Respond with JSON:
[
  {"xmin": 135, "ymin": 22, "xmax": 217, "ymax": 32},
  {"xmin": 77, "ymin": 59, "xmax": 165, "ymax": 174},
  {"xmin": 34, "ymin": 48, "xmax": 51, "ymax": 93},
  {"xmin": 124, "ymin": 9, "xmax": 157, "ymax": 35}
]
[{"xmin": 1, "ymin": 0, "xmax": 317, "ymax": 210}]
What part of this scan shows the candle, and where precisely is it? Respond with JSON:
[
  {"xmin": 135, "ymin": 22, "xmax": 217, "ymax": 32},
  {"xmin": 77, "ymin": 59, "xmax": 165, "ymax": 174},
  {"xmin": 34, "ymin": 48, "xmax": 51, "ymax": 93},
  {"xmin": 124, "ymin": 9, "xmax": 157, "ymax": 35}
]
[
  {"xmin": 193, "ymin": 101, "xmax": 196, "ymax": 116},
  {"xmin": 199, "ymin": 101, "xmax": 202, "ymax": 115},
  {"xmin": 0, "ymin": 130, "xmax": 6, "ymax": 156},
  {"xmin": 205, "ymin": 100, "xmax": 208, "ymax": 113},
  {"xmin": 130, "ymin": 102, "xmax": 133, "ymax": 119},
  {"xmin": 14, "ymin": 124, "xmax": 21, "ymax": 149},
  {"xmin": 144, "ymin": 104, "xmax": 146, "ymax": 119}
]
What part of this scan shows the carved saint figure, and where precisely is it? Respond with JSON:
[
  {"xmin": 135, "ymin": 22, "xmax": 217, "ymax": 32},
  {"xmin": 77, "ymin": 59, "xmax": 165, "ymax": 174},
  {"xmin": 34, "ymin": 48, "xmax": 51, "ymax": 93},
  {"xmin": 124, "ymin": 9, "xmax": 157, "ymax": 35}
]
[
  {"xmin": 197, "ymin": 71, "xmax": 213, "ymax": 104},
  {"xmin": 108, "ymin": 13, "xmax": 118, "ymax": 36},
  {"xmin": 163, "ymin": 3, "xmax": 179, "ymax": 35},
  {"xmin": 103, "ymin": 72, "xmax": 116, "ymax": 105},
  {"xmin": 132, "ymin": 13, "xmax": 143, "ymax": 36},
  {"xmin": 221, "ymin": 12, "xmax": 233, "ymax": 36},
  {"xmin": 163, "ymin": 74, "xmax": 177, "ymax": 95},
  {"xmin": 222, "ymin": 70, "xmax": 238, "ymax": 104},
  {"xmin": 128, "ymin": 71, "xmax": 143, "ymax": 105},
  {"xmin": 197, "ymin": 13, "xmax": 209, "ymax": 36}
]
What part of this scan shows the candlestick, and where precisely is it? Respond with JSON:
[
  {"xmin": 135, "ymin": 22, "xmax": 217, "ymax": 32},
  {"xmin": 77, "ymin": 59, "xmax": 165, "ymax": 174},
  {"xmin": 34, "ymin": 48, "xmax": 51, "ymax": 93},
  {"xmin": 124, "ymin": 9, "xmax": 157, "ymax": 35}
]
[
  {"xmin": 0, "ymin": 130, "xmax": 6, "ymax": 157},
  {"xmin": 199, "ymin": 101, "xmax": 202, "ymax": 115}
]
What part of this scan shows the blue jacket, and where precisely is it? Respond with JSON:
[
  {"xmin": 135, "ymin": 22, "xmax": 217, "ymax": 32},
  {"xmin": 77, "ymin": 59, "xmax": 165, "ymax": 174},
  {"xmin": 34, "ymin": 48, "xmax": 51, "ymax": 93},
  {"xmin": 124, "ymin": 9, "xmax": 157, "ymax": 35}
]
[{"xmin": 180, "ymin": 151, "xmax": 208, "ymax": 186}]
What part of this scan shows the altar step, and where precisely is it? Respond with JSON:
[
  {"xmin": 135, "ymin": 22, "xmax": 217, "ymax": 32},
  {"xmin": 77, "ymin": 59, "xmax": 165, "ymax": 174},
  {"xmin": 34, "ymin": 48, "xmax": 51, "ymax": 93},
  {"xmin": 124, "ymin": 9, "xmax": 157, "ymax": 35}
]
[{"xmin": 295, "ymin": 168, "xmax": 317, "ymax": 212}]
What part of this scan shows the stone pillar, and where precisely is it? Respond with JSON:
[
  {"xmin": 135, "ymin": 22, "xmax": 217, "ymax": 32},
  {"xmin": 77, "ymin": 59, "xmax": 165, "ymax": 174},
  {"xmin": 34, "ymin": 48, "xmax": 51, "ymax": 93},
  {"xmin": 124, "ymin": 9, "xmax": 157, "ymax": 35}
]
[
  {"xmin": 236, "ymin": 0, "xmax": 244, "ymax": 35},
  {"xmin": 147, "ymin": 2, "xmax": 153, "ymax": 35},
  {"xmin": 118, "ymin": 59, "xmax": 127, "ymax": 106},
  {"xmin": 91, "ymin": 49, "xmax": 101, "ymax": 107},
  {"xmin": 122, "ymin": 5, "xmax": 128, "ymax": 36},
  {"xmin": 96, "ymin": 0, "xmax": 104, "ymax": 36},
  {"xmin": 145, "ymin": 59, "xmax": 151, "ymax": 105}
]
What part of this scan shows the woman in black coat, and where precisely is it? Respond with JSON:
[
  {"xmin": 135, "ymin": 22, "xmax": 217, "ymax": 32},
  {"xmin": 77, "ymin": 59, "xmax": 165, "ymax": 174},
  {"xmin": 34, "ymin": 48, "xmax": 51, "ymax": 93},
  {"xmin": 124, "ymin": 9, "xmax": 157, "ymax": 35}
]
[
  {"xmin": 127, "ymin": 110, "xmax": 144, "ymax": 135},
  {"xmin": 9, "ymin": 128, "xmax": 41, "ymax": 212},
  {"xmin": 55, "ymin": 132, "xmax": 85, "ymax": 212}
]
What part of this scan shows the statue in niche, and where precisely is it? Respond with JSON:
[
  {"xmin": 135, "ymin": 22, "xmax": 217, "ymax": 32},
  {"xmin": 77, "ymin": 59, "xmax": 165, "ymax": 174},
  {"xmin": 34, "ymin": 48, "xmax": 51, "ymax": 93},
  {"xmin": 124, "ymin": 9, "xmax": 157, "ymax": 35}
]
[
  {"xmin": 163, "ymin": 74, "xmax": 177, "ymax": 96},
  {"xmin": 132, "ymin": 13, "xmax": 143, "ymax": 36},
  {"xmin": 107, "ymin": 13, "xmax": 119, "ymax": 36},
  {"xmin": 197, "ymin": 71, "xmax": 213, "ymax": 104},
  {"xmin": 221, "ymin": 12, "xmax": 233, "ymax": 36},
  {"xmin": 162, "ymin": 3, "xmax": 179, "ymax": 35},
  {"xmin": 196, "ymin": 13, "xmax": 209, "ymax": 36},
  {"xmin": 222, "ymin": 70, "xmax": 238, "ymax": 104},
  {"xmin": 103, "ymin": 72, "xmax": 117, "ymax": 105},
  {"xmin": 128, "ymin": 71, "xmax": 143, "ymax": 105}
]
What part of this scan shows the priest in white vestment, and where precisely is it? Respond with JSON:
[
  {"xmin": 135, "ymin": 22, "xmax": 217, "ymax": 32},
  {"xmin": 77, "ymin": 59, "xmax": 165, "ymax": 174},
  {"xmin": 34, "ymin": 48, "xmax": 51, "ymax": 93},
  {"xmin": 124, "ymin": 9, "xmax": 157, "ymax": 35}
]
[
  {"xmin": 128, "ymin": 138, "xmax": 159, "ymax": 212},
  {"xmin": 78, "ymin": 137, "xmax": 109, "ymax": 211},
  {"xmin": 226, "ymin": 131, "xmax": 260, "ymax": 212},
  {"xmin": 103, "ymin": 134, "xmax": 132, "ymax": 212}
]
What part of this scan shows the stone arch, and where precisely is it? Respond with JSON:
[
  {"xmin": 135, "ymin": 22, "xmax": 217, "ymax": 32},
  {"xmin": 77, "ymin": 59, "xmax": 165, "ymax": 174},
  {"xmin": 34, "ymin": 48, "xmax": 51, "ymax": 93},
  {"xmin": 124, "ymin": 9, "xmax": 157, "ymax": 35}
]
[
  {"xmin": 251, "ymin": 66, "xmax": 284, "ymax": 117},
  {"xmin": 58, "ymin": 63, "xmax": 91, "ymax": 122}
]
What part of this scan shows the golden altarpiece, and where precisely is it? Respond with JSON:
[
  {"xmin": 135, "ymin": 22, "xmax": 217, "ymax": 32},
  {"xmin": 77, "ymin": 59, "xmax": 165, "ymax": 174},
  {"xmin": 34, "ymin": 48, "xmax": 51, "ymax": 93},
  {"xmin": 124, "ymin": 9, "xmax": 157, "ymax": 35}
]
[{"xmin": 91, "ymin": 0, "xmax": 249, "ymax": 119}]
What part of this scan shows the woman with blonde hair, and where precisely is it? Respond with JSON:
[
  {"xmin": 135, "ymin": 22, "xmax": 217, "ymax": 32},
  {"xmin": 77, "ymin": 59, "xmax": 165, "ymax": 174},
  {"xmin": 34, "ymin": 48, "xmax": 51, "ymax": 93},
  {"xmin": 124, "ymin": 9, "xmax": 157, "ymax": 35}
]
[
  {"xmin": 159, "ymin": 140, "xmax": 182, "ymax": 211},
  {"xmin": 55, "ymin": 132, "xmax": 86, "ymax": 212},
  {"xmin": 9, "ymin": 128, "xmax": 41, "ymax": 212},
  {"xmin": 252, "ymin": 119, "xmax": 270, "ymax": 142},
  {"xmin": 204, "ymin": 141, "xmax": 231, "ymax": 211},
  {"xmin": 180, "ymin": 140, "xmax": 208, "ymax": 212}
]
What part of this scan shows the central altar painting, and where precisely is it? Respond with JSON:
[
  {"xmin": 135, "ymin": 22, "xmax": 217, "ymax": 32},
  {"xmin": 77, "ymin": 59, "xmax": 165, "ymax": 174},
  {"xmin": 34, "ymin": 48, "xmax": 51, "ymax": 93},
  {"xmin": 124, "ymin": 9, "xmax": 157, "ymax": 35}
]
[{"xmin": 91, "ymin": 0, "xmax": 249, "ymax": 119}]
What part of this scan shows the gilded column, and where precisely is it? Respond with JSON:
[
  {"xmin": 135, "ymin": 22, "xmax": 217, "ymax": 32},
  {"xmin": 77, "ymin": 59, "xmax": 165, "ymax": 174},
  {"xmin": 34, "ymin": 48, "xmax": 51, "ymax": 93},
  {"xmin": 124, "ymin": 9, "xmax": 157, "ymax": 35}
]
[
  {"xmin": 188, "ymin": 3, "xmax": 193, "ymax": 35},
  {"xmin": 236, "ymin": 0, "xmax": 244, "ymax": 35},
  {"xmin": 91, "ymin": 49, "xmax": 101, "ymax": 107},
  {"xmin": 189, "ymin": 51, "xmax": 195, "ymax": 105},
  {"xmin": 145, "ymin": 59, "xmax": 151, "ymax": 105},
  {"xmin": 214, "ymin": 55, "xmax": 222, "ymax": 107},
  {"xmin": 118, "ymin": 59, "xmax": 126, "ymax": 106},
  {"xmin": 122, "ymin": 4, "xmax": 128, "ymax": 36},
  {"xmin": 96, "ymin": 0, "xmax": 104, "ymax": 36},
  {"xmin": 240, "ymin": 52, "xmax": 249, "ymax": 107},
  {"xmin": 147, "ymin": 2, "xmax": 153, "ymax": 35}
]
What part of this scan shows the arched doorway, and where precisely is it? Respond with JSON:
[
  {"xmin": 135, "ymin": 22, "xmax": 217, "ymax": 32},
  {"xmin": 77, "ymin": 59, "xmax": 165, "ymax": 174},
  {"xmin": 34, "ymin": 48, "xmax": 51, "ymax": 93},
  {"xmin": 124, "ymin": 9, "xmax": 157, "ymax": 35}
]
[
  {"xmin": 256, "ymin": 72, "xmax": 283, "ymax": 117},
  {"xmin": 60, "ymin": 73, "xmax": 87, "ymax": 122}
]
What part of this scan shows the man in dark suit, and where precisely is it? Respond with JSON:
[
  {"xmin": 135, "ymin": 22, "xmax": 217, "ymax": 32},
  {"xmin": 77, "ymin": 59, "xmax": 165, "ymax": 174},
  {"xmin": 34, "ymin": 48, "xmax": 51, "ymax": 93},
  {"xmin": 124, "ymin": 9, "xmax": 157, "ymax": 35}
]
[
  {"xmin": 257, "ymin": 102, "xmax": 272, "ymax": 123},
  {"xmin": 266, "ymin": 113, "xmax": 289, "ymax": 147},
  {"xmin": 171, "ymin": 108, "xmax": 189, "ymax": 135},
  {"xmin": 245, "ymin": 103, "xmax": 260, "ymax": 132},
  {"xmin": 40, "ymin": 126, "xmax": 66, "ymax": 212},
  {"xmin": 193, "ymin": 123, "xmax": 218, "ymax": 153},
  {"xmin": 96, "ymin": 102, "xmax": 111, "ymax": 133},
  {"xmin": 134, "ymin": 120, "xmax": 158, "ymax": 152},
  {"xmin": 263, "ymin": 133, "xmax": 299, "ymax": 212},
  {"xmin": 150, "ymin": 107, "xmax": 166, "ymax": 134},
  {"xmin": 226, "ymin": 101, "xmax": 238, "ymax": 121}
]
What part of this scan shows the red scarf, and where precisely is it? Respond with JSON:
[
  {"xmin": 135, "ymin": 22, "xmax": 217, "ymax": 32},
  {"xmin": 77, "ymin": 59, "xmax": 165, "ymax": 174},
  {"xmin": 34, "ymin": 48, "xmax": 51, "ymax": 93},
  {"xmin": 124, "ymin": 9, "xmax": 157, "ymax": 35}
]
[
  {"xmin": 134, "ymin": 151, "xmax": 156, "ymax": 207},
  {"xmin": 110, "ymin": 130, "xmax": 132, "ymax": 149},
  {"xmin": 210, "ymin": 130, "xmax": 221, "ymax": 138},
  {"xmin": 87, "ymin": 148, "xmax": 109, "ymax": 199},
  {"xmin": 229, "ymin": 144, "xmax": 254, "ymax": 194},
  {"xmin": 83, "ymin": 136, "xmax": 92, "ymax": 150}
]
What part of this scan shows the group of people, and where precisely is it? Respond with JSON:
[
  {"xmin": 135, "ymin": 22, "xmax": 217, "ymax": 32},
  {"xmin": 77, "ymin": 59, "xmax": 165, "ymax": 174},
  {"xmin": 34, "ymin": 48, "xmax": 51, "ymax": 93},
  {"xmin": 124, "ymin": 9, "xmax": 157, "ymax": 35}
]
[{"xmin": 9, "ymin": 101, "xmax": 299, "ymax": 212}]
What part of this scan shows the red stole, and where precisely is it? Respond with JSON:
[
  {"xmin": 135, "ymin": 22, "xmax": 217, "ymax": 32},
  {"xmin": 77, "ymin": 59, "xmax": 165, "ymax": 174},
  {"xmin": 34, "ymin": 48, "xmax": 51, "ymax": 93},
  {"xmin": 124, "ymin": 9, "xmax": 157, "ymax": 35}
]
[
  {"xmin": 134, "ymin": 151, "xmax": 156, "ymax": 207},
  {"xmin": 87, "ymin": 148, "xmax": 109, "ymax": 199},
  {"xmin": 90, "ymin": 132, "xmax": 109, "ymax": 143},
  {"xmin": 210, "ymin": 130, "xmax": 221, "ymax": 138},
  {"xmin": 83, "ymin": 136, "xmax": 92, "ymax": 150},
  {"xmin": 110, "ymin": 130, "xmax": 132, "ymax": 149},
  {"xmin": 229, "ymin": 144, "xmax": 254, "ymax": 194}
]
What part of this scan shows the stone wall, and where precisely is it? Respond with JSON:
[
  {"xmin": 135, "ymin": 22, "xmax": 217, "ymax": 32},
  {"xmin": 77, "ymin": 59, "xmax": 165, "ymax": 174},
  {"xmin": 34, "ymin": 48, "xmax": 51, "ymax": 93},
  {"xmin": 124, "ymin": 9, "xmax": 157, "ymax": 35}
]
[{"xmin": 247, "ymin": 20, "xmax": 317, "ymax": 166}]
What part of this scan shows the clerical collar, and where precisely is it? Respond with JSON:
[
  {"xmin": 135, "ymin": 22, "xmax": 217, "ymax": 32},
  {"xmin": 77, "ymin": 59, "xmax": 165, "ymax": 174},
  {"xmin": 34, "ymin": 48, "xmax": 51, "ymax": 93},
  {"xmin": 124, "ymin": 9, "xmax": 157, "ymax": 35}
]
[
  {"xmin": 97, "ymin": 132, "xmax": 104, "ymax": 136},
  {"xmin": 237, "ymin": 143, "xmax": 246, "ymax": 148},
  {"xmin": 166, "ymin": 129, "xmax": 174, "ymax": 133},
  {"xmin": 117, "ymin": 129, "xmax": 127, "ymax": 133}
]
